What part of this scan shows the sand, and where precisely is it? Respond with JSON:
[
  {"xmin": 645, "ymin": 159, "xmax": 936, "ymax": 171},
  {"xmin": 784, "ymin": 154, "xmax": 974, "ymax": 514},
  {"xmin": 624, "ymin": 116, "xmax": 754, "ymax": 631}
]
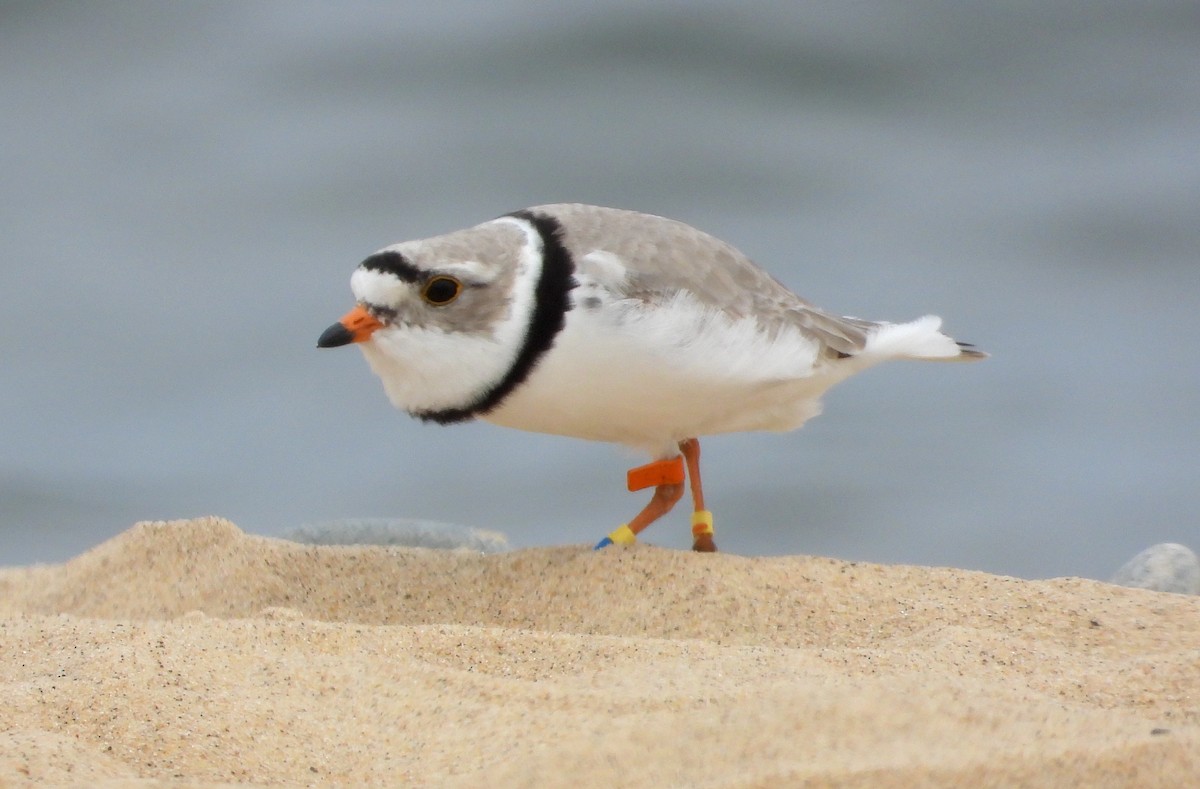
[{"xmin": 1, "ymin": 517, "xmax": 1197, "ymax": 787}]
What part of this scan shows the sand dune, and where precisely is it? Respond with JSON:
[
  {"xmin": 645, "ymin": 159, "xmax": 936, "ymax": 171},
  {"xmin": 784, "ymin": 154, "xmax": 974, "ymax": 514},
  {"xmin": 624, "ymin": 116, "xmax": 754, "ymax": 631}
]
[{"xmin": 2, "ymin": 517, "xmax": 1197, "ymax": 786}]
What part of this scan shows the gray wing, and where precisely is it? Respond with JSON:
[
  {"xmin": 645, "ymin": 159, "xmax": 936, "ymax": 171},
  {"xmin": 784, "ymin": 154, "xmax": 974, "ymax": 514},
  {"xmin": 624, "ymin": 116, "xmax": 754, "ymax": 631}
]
[{"xmin": 537, "ymin": 203, "xmax": 876, "ymax": 357}]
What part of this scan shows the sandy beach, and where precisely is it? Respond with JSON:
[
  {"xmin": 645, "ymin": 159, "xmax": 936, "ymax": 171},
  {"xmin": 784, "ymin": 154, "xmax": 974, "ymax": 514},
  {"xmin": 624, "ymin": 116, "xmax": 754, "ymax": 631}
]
[{"xmin": 1, "ymin": 517, "xmax": 1197, "ymax": 787}]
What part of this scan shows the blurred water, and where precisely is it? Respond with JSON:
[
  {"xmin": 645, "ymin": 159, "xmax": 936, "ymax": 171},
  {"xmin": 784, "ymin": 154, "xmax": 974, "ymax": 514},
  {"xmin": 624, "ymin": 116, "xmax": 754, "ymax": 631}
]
[{"xmin": 2, "ymin": 1, "xmax": 1197, "ymax": 579}]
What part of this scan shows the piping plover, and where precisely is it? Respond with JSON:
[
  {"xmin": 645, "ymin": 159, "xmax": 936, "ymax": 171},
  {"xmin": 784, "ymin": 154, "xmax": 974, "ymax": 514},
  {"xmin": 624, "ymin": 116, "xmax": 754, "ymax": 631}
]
[{"xmin": 318, "ymin": 204, "xmax": 985, "ymax": 552}]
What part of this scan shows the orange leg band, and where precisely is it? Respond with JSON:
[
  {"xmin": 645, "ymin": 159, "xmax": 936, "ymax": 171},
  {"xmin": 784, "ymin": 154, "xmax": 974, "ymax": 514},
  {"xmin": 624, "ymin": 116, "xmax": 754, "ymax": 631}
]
[{"xmin": 626, "ymin": 456, "xmax": 686, "ymax": 491}]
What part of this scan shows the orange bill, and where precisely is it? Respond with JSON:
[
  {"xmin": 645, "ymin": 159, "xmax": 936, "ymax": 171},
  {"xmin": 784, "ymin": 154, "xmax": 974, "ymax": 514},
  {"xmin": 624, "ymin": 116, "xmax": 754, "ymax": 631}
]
[{"xmin": 316, "ymin": 304, "xmax": 383, "ymax": 348}]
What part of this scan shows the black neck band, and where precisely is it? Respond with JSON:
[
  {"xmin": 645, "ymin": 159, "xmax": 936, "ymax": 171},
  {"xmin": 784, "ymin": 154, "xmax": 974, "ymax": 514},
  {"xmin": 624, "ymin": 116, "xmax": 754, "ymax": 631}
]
[{"xmin": 415, "ymin": 210, "xmax": 577, "ymax": 424}]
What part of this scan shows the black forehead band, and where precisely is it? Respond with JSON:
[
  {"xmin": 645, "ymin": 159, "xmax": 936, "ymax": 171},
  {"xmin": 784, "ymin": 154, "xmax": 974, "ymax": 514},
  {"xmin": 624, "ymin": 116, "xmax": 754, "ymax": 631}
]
[{"xmin": 361, "ymin": 250, "xmax": 423, "ymax": 283}]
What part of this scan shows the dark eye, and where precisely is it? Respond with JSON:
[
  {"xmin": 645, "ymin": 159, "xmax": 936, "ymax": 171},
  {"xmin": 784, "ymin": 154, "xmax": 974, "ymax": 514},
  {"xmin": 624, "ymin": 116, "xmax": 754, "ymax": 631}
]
[{"xmin": 421, "ymin": 276, "xmax": 462, "ymax": 306}]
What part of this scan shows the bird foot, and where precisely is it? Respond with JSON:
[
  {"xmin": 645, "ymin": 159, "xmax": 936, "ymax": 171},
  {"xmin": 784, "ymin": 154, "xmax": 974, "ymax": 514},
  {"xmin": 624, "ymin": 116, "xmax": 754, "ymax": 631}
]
[
  {"xmin": 594, "ymin": 524, "xmax": 636, "ymax": 550},
  {"xmin": 690, "ymin": 510, "xmax": 716, "ymax": 552}
]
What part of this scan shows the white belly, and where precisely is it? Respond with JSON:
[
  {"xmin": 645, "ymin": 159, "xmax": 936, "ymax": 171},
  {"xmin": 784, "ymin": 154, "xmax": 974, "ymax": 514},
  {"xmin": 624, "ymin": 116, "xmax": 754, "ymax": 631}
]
[{"xmin": 482, "ymin": 294, "xmax": 863, "ymax": 456}]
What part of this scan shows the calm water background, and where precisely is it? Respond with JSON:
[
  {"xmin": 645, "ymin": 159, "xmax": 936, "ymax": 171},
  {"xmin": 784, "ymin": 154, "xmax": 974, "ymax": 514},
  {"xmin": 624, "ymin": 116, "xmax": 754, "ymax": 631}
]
[{"xmin": 3, "ymin": 2, "xmax": 1197, "ymax": 578}]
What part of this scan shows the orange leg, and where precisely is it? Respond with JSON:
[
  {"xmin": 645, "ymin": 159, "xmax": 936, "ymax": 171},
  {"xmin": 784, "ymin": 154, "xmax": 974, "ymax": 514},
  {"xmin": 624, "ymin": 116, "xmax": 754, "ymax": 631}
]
[
  {"xmin": 679, "ymin": 438, "xmax": 717, "ymax": 552},
  {"xmin": 594, "ymin": 456, "xmax": 686, "ymax": 549},
  {"xmin": 627, "ymin": 481, "xmax": 685, "ymax": 537},
  {"xmin": 594, "ymin": 441, "xmax": 717, "ymax": 552}
]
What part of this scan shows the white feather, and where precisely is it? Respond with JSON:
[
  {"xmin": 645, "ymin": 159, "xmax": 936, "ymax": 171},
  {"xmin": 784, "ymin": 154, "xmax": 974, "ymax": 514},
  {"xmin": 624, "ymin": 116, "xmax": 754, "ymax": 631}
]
[
  {"xmin": 484, "ymin": 289, "xmax": 836, "ymax": 455},
  {"xmin": 350, "ymin": 267, "xmax": 408, "ymax": 308},
  {"xmin": 862, "ymin": 315, "xmax": 963, "ymax": 360}
]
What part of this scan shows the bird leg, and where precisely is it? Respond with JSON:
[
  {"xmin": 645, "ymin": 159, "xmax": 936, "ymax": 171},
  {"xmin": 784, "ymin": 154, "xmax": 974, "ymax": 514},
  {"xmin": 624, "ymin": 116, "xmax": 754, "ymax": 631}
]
[
  {"xmin": 593, "ymin": 443, "xmax": 717, "ymax": 552},
  {"xmin": 593, "ymin": 456, "xmax": 685, "ymax": 549},
  {"xmin": 679, "ymin": 438, "xmax": 717, "ymax": 552},
  {"xmin": 627, "ymin": 478, "xmax": 685, "ymax": 535}
]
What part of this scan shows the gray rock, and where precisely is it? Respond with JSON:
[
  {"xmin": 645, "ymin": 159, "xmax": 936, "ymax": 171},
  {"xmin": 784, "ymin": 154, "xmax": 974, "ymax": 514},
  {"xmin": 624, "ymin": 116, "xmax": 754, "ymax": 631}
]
[
  {"xmin": 281, "ymin": 518, "xmax": 510, "ymax": 553},
  {"xmin": 1110, "ymin": 543, "xmax": 1200, "ymax": 595}
]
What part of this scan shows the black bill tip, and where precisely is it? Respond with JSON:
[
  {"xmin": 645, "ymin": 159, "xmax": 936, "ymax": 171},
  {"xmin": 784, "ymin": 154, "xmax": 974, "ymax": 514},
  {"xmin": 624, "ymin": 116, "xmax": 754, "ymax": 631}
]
[{"xmin": 317, "ymin": 322, "xmax": 354, "ymax": 348}]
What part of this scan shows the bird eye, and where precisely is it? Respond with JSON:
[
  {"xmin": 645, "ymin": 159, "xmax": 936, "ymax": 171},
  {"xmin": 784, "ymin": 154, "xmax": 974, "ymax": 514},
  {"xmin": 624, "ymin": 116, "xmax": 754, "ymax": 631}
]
[{"xmin": 421, "ymin": 276, "xmax": 462, "ymax": 306}]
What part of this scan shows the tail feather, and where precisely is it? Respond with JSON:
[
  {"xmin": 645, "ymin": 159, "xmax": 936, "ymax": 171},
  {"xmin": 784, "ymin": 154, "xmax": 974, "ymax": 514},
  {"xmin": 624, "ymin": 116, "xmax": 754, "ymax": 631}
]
[
  {"xmin": 952, "ymin": 340, "xmax": 989, "ymax": 361},
  {"xmin": 861, "ymin": 315, "xmax": 988, "ymax": 362}
]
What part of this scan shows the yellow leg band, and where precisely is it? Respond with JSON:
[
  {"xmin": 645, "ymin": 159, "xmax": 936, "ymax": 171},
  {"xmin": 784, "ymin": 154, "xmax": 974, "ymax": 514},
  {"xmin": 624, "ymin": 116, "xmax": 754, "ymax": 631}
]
[
  {"xmin": 691, "ymin": 510, "xmax": 714, "ymax": 537},
  {"xmin": 608, "ymin": 524, "xmax": 638, "ymax": 545}
]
